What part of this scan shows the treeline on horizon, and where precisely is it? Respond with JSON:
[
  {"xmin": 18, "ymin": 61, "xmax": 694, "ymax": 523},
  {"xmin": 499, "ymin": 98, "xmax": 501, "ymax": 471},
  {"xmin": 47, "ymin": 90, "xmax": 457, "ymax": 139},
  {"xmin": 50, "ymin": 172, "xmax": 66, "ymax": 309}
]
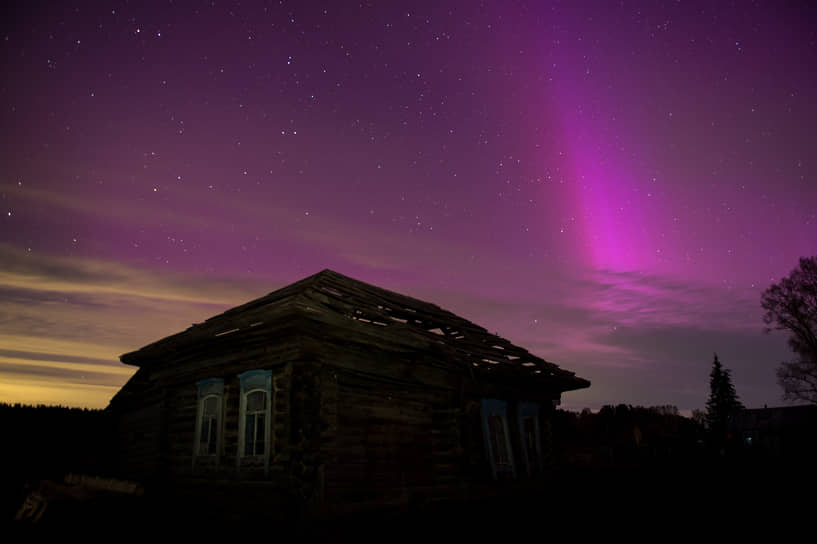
[
  {"xmin": 0, "ymin": 401, "xmax": 105, "ymax": 412},
  {"xmin": 0, "ymin": 402, "xmax": 115, "ymax": 516},
  {"xmin": 0, "ymin": 401, "xmax": 692, "ymax": 416},
  {"xmin": 2, "ymin": 401, "xmax": 706, "ymax": 472},
  {"xmin": 0, "ymin": 401, "xmax": 705, "ymax": 476},
  {"xmin": 0, "ymin": 401, "xmax": 760, "ymax": 483},
  {"xmin": 2, "ymin": 399, "xmax": 810, "ymax": 524},
  {"xmin": 552, "ymin": 403, "xmax": 707, "ymax": 470}
]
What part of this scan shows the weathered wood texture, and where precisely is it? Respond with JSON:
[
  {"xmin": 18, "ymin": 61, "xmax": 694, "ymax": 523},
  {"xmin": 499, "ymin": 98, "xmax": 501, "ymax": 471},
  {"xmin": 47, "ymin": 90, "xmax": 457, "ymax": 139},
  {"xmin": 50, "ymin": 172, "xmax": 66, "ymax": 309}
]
[
  {"xmin": 109, "ymin": 368, "xmax": 165, "ymax": 480},
  {"xmin": 298, "ymin": 272, "xmax": 587, "ymax": 391},
  {"xmin": 317, "ymin": 374, "xmax": 559, "ymax": 509},
  {"xmin": 119, "ymin": 269, "xmax": 588, "ymax": 393},
  {"xmin": 109, "ymin": 268, "xmax": 588, "ymax": 514},
  {"xmin": 110, "ymin": 346, "xmax": 299, "ymax": 483},
  {"xmin": 323, "ymin": 372, "xmax": 438, "ymax": 506}
]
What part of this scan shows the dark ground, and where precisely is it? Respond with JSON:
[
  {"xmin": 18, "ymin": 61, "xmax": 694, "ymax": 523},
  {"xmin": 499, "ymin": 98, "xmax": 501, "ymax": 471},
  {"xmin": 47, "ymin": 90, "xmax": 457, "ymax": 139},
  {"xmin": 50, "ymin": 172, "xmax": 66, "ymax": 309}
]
[
  {"xmin": 2, "ymin": 404, "xmax": 811, "ymax": 537},
  {"xmin": 4, "ymin": 458, "xmax": 811, "ymax": 539}
]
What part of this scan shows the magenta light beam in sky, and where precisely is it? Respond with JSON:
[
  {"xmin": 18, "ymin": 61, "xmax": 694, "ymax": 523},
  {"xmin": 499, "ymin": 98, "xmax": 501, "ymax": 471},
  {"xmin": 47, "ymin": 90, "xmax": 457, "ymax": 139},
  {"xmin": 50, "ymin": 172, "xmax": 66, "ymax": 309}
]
[{"xmin": 1, "ymin": 1, "xmax": 815, "ymax": 412}]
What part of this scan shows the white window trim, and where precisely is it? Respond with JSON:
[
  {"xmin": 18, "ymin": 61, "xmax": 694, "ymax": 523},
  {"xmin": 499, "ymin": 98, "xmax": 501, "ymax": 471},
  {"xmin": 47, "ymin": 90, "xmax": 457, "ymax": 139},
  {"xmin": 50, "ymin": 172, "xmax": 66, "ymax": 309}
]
[
  {"xmin": 237, "ymin": 369, "xmax": 273, "ymax": 476},
  {"xmin": 481, "ymin": 398, "xmax": 516, "ymax": 480}
]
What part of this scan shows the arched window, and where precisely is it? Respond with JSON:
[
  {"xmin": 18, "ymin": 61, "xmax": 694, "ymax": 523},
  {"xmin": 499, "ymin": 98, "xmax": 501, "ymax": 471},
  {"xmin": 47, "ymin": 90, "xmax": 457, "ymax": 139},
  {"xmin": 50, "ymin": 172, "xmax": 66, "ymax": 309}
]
[
  {"xmin": 200, "ymin": 395, "xmax": 220, "ymax": 455},
  {"xmin": 481, "ymin": 398, "xmax": 516, "ymax": 480},
  {"xmin": 193, "ymin": 378, "xmax": 224, "ymax": 468},
  {"xmin": 244, "ymin": 389, "xmax": 267, "ymax": 456},
  {"xmin": 237, "ymin": 370, "xmax": 273, "ymax": 474}
]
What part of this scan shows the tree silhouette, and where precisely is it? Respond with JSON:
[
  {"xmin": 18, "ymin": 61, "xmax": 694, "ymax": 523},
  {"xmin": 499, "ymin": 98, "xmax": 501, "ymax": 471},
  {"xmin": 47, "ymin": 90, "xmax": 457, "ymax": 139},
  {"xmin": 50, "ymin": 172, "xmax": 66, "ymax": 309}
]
[
  {"xmin": 761, "ymin": 256, "xmax": 817, "ymax": 404},
  {"xmin": 706, "ymin": 353, "xmax": 742, "ymax": 445}
]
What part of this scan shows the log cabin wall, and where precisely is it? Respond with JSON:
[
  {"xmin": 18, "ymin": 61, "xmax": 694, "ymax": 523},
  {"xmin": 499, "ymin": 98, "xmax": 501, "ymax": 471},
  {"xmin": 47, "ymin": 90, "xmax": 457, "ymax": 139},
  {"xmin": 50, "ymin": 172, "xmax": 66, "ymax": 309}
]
[
  {"xmin": 111, "ymin": 324, "xmax": 304, "ymax": 488},
  {"xmin": 112, "ymin": 340, "xmax": 563, "ymax": 512},
  {"xmin": 315, "ymin": 366, "xmax": 562, "ymax": 511},
  {"xmin": 300, "ymin": 331, "xmax": 464, "ymax": 511},
  {"xmin": 320, "ymin": 368, "xmax": 444, "ymax": 509},
  {"xmin": 109, "ymin": 269, "xmax": 589, "ymax": 516},
  {"xmin": 430, "ymin": 389, "xmax": 464, "ymax": 500},
  {"xmin": 304, "ymin": 329, "xmax": 566, "ymax": 511},
  {"xmin": 109, "ymin": 368, "xmax": 165, "ymax": 480},
  {"xmin": 285, "ymin": 358, "xmax": 326, "ymax": 505}
]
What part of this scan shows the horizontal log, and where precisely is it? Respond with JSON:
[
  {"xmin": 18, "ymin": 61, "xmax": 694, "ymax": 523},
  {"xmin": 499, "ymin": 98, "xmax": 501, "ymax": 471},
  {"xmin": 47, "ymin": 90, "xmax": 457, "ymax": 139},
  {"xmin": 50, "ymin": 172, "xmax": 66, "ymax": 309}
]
[{"xmin": 334, "ymin": 438, "xmax": 433, "ymax": 450}]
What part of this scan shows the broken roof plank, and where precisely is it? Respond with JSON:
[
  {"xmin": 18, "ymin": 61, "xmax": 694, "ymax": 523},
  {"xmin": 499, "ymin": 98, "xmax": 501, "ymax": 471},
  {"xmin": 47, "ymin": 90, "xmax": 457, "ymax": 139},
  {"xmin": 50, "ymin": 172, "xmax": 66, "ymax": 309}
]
[{"xmin": 119, "ymin": 268, "xmax": 590, "ymax": 391}]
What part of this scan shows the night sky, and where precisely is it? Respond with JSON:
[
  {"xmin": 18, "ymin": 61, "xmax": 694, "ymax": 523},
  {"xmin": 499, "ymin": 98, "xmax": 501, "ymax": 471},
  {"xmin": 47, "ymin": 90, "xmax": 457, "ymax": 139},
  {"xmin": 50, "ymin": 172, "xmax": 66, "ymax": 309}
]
[{"xmin": 2, "ymin": 1, "xmax": 815, "ymax": 412}]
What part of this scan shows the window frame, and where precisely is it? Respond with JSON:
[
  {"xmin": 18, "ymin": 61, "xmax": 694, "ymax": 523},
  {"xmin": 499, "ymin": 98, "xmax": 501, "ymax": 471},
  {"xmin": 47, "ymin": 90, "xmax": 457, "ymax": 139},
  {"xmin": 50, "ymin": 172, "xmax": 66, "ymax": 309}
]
[
  {"xmin": 237, "ymin": 369, "xmax": 273, "ymax": 475},
  {"xmin": 517, "ymin": 402, "xmax": 543, "ymax": 475},
  {"xmin": 481, "ymin": 398, "xmax": 516, "ymax": 480},
  {"xmin": 193, "ymin": 378, "xmax": 224, "ymax": 470},
  {"xmin": 242, "ymin": 388, "xmax": 268, "ymax": 457}
]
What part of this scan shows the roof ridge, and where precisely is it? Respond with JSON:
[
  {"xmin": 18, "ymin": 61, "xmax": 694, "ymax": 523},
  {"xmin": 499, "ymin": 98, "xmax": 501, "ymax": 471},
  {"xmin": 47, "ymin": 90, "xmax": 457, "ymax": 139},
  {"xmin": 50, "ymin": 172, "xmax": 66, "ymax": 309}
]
[
  {"xmin": 209, "ymin": 268, "xmax": 331, "ymax": 321},
  {"xmin": 117, "ymin": 269, "xmax": 590, "ymax": 392}
]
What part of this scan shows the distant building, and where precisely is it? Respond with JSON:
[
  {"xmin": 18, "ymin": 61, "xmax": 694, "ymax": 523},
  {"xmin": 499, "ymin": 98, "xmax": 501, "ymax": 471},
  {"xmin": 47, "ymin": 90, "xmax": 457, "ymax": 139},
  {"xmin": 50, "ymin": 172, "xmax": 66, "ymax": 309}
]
[
  {"xmin": 107, "ymin": 269, "xmax": 589, "ymax": 517},
  {"xmin": 729, "ymin": 405, "xmax": 817, "ymax": 460}
]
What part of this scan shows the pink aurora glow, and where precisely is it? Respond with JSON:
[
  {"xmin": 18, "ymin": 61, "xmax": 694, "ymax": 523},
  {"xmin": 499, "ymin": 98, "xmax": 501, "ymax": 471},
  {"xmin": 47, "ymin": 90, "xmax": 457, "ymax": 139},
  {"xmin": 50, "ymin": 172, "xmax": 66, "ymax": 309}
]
[{"xmin": 1, "ymin": 1, "xmax": 815, "ymax": 412}]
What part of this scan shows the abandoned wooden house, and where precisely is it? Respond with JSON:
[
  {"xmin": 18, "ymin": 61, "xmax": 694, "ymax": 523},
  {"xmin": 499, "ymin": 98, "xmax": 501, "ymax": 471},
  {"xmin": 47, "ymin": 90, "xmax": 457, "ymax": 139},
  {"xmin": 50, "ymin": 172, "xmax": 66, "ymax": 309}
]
[{"xmin": 107, "ymin": 269, "xmax": 589, "ymax": 516}]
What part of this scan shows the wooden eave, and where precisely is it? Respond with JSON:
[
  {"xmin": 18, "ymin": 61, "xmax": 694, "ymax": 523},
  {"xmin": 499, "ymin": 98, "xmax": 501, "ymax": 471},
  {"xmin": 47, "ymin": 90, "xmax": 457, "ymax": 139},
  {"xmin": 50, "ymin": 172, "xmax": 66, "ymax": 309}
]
[
  {"xmin": 119, "ymin": 273, "xmax": 323, "ymax": 367},
  {"xmin": 119, "ymin": 269, "xmax": 590, "ymax": 393}
]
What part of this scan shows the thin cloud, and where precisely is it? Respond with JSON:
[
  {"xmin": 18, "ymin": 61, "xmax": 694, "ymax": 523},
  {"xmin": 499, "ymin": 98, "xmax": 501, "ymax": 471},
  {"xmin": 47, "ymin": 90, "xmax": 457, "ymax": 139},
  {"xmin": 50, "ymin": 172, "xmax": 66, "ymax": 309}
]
[{"xmin": 0, "ymin": 245, "xmax": 258, "ymax": 306}]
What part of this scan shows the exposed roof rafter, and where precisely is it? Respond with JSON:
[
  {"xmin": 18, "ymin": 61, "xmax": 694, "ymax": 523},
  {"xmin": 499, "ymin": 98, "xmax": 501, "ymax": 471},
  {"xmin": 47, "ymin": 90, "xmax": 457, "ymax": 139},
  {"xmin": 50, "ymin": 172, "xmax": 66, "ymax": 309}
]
[{"xmin": 120, "ymin": 269, "xmax": 590, "ymax": 392}]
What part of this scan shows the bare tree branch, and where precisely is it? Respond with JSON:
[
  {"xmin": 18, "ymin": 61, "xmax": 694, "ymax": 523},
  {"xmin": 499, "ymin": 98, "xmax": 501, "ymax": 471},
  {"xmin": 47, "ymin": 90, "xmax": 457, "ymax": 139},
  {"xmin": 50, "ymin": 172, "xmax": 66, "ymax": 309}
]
[{"xmin": 763, "ymin": 258, "xmax": 817, "ymax": 405}]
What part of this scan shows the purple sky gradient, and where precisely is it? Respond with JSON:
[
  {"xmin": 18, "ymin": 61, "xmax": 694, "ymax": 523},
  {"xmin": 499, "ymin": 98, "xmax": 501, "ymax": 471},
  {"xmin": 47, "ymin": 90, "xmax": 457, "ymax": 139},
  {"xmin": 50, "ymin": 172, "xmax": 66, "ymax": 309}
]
[{"xmin": 1, "ymin": 1, "xmax": 815, "ymax": 411}]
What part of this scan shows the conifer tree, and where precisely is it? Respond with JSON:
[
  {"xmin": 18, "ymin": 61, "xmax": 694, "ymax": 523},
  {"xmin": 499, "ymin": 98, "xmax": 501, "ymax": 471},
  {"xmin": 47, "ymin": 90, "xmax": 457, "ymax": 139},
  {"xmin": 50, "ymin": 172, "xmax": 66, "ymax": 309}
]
[{"xmin": 705, "ymin": 353, "xmax": 743, "ymax": 443}]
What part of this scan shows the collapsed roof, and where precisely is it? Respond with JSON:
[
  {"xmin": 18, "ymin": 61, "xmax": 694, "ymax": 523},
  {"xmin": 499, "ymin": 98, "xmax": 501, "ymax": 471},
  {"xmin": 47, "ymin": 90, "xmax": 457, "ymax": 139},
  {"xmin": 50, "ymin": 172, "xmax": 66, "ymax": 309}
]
[{"xmin": 120, "ymin": 269, "xmax": 590, "ymax": 393}]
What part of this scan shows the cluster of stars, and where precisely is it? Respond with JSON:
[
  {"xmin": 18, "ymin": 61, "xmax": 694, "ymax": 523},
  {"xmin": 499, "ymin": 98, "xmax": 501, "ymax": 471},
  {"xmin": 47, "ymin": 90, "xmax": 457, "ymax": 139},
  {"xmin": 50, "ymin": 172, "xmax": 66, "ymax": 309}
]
[{"xmin": 0, "ymin": 0, "xmax": 815, "ymax": 410}]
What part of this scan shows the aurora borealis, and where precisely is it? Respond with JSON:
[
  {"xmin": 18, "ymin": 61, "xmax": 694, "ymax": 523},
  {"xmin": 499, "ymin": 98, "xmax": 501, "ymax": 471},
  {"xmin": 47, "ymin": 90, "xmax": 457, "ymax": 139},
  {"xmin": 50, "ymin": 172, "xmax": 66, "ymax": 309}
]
[{"xmin": 1, "ymin": 1, "xmax": 815, "ymax": 412}]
